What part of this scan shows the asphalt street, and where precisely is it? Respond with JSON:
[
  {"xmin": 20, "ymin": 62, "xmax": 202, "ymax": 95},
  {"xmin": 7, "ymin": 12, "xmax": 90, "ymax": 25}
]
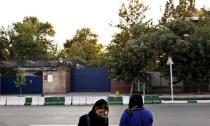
[{"xmin": 0, "ymin": 104, "xmax": 210, "ymax": 126}]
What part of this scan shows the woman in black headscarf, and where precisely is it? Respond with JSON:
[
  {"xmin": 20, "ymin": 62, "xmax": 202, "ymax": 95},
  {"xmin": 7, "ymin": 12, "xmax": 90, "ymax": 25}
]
[
  {"xmin": 78, "ymin": 99, "xmax": 109, "ymax": 126},
  {"xmin": 119, "ymin": 93, "xmax": 153, "ymax": 126}
]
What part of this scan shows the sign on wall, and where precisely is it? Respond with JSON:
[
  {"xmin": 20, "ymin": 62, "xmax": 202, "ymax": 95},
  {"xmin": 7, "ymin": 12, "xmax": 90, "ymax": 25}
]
[{"xmin": 47, "ymin": 75, "xmax": 53, "ymax": 82}]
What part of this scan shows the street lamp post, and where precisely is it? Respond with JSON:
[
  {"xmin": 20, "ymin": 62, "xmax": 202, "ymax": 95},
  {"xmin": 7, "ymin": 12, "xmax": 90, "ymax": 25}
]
[{"xmin": 167, "ymin": 56, "xmax": 174, "ymax": 101}]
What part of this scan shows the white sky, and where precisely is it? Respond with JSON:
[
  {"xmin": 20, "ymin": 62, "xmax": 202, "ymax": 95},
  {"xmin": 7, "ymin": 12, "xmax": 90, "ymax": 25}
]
[{"xmin": 0, "ymin": 0, "xmax": 210, "ymax": 49}]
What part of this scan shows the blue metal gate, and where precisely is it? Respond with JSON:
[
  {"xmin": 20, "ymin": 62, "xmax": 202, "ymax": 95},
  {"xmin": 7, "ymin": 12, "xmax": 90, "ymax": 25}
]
[
  {"xmin": 71, "ymin": 68, "xmax": 111, "ymax": 92},
  {"xmin": 1, "ymin": 76, "xmax": 42, "ymax": 94}
]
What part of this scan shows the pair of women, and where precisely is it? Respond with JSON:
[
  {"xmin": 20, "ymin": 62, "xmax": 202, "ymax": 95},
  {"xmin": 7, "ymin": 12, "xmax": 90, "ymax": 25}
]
[{"xmin": 78, "ymin": 93, "xmax": 153, "ymax": 126}]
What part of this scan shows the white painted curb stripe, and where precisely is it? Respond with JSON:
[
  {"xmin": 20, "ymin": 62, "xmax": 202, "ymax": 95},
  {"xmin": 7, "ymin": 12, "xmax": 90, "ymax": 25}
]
[
  {"xmin": 29, "ymin": 125, "xmax": 119, "ymax": 126},
  {"xmin": 79, "ymin": 96, "xmax": 86, "ymax": 105},
  {"xmin": 2, "ymin": 96, "xmax": 210, "ymax": 106},
  {"xmin": 64, "ymin": 96, "xmax": 72, "ymax": 105},
  {"xmin": 161, "ymin": 100, "xmax": 188, "ymax": 104},
  {"xmin": 31, "ymin": 96, "xmax": 39, "ymax": 106},
  {"xmin": 197, "ymin": 100, "xmax": 210, "ymax": 103},
  {"xmin": 0, "ymin": 97, "xmax": 7, "ymax": 105},
  {"xmin": 72, "ymin": 96, "xmax": 80, "ymax": 105},
  {"xmin": 122, "ymin": 95, "xmax": 129, "ymax": 105},
  {"xmin": 37, "ymin": 97, "xmax": 45, "ymax": 105},
  {"xmin": 86, "ymin": 96, "xmax": 94, "ymax": 105},
  {"xmin": 6, "ymin": 96, "xmax": 25, "ymax": 105},
  {"xmin": 30, "ymin": 125, "xmax": 72, "ymax": 126}
]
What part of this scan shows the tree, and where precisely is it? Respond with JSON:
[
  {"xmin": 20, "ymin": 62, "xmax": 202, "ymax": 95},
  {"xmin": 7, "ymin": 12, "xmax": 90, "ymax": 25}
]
[
  {"xmin": 182, "ymin": 18, "xmax": 210, "ymax": 92},
  {"xmin": 117, "ymin": 0, "xmax": 150, "ymax": 30},
  {"xmin": 14, "ymin": 67, "xmax": 26, "ymax": 94},
  {"xmin": 13, "ymin": 16, "xmax": 56, "ymax": 60},
  {"xmin": 63, "ymin": 28, "xmax": 104, "ymax": 66},
  {"xmin": 0, "ymin": 16, "xmax": 57, "ymax": 60},
  {"xmin": 106, "ymin": 25, "xmax": 153, "ymax": 84},
  {"xmin": 166, "ymin": 19, "xmax": 196, "ymax": 36},
  {"xmin": 107, "ymin": 0, "xmax": 151, "ymax": 83},
  {"xmin": 174, "ymin": 0, "xmax": 195, "ymax": 19},
  {"xmin": 111, "ymin": 30, "xmax": 130, "ymax": 46},
  {"xmin": 109, "ymin": 18, "xmax": 210, "ymax": 93},
  {"xmin": 111, "ymin": 0, "xmax": 150, "ymax": 45},
  {"xmin": 159, "ymin": 0, "xmax": 210, "ymax": 92},
  {"xmin": 149, "ymin": 19, "xmax": 210, "ymax": 93},
  {"xmin": 0, "ymin": 26, "xmax": 15, "ymax": 60},
  {"xmin": 46, "ymin": 43, "xmax": 59, "ymax": 60},
  {"xmin": 160, "ymin": 0, "xmax": 196, "ymax": 25},
  {"xmin": 159, "ymin": 0, "xmax": 175, "ymax": 25}
]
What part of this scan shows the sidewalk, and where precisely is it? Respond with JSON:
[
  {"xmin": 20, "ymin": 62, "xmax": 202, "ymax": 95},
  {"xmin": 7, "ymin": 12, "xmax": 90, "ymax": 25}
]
[
  {"xmin": 0, "ymin": 92, "xmax": 112, "ymax": 97},
  {"xmin": 1, "ymin": 92, "xmax": 210, "ymax": 97},
  {"xmin": 1, "ymin": 92, "xmax": 210, "ymax": 100},
  {"xmin": 1, "ymin": 93, "xmax": 210, "ymax": 105},
  {"xmin": 159, "ymin": 94, "xmax": 210, "ymax": 100}
]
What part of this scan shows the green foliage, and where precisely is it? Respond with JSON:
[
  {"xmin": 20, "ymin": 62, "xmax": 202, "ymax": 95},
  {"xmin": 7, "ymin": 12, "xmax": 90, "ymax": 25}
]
[
  {"xmin": 108, "ymin": 9, "xmax": 210, "ymax": 92},
  {"xmin": 0, "ymin": 16, "xmax": 57, "ymax": 60},
  {"xmin": 63, "ymin": 28, "xmax": 104, "ymax": 67},
  {"xmin": 174, "ymin": 0, "xmax": 195, "ymax": 19},
  {"xmin": 160, "ymin": 0, "xmax": 175, "ymax": 25},
  {"xmin": 111, "ymin": 29, "xmax": 131, "ymax": 46},
  {"xmin": 150, "ymin": 19, "xmax": 210, "ymax": 90},
  {"xmin": 166, "ymin": 20, "xmax": 196, "ymax": 36},
  {"xmin": 13, "ymin": 17, "xmax": 56, "ymax": 60},
  {"xmin": 160, "ymin": 0, "xmax": 196, "ymax": 25},
  {"xmin": 107, "ymin": 0, "xmax": 152, "ymax": 82},
  {"xmin": 117, "ymin": 0, "xmax": 150, "ymax": 30},
  {"xmin": 0, "ymin": 26, "xmax": 15, "ymax": 60},
  {"xmin": 106, "ymin": 25, "xmax": 152, "ymax": 82},
  {"xmin": 158, "ymin": 0, "xmax": 210, "ymax": 89},
  {"xmin": 14, "ymin": 68, "xmax": 26, "ymax": 94}
]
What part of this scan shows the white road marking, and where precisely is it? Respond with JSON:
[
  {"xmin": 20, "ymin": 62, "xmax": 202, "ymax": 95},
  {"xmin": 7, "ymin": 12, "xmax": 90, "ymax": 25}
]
[{"xmin": 29, "ymin": 124, "xmax": 118, "ymax": 126}]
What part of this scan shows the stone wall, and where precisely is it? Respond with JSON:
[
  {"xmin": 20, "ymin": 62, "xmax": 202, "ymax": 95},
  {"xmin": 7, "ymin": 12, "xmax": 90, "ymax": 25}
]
[{"xmin": 43, "ymin": 67, "xmax": 69, "ymax": 94}]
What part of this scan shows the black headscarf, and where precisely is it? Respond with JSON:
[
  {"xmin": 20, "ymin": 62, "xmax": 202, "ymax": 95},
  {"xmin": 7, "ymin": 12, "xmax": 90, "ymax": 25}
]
[
  {"xmin": 128, "ymin": 93, "xmax": 143, "ymax": 109},
  {"xmin": 90, "ymin": 99, "xmax": 109, "ymax": 112},
  {"xmin": 88, "ymin": 99, "xmax": 109, "ymax": 126}
]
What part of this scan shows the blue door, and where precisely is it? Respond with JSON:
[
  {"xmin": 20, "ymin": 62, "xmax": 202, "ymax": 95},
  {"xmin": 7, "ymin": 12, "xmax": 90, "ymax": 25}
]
[
  {"xmin": 1, "ymin": 76, "xmax": 42, "ymax": 94},
  {"xmin": 71, "ymin": 68, "xmax": 111, "ymax": 92}
]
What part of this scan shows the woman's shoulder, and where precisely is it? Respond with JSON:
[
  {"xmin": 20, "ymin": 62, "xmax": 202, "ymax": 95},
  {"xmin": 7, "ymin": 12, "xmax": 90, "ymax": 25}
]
[
  {"xmin": 142, "ymin": 108, "xmax": 152, "ymax": 113},
  {"xmin": 125, "ymin": 107, "xmax": 152, "ymax": 114},
  {"xmin": 80, "ymin": 114, "xmax": 89, "ymax": 121},
  {"xmin": 141, "ymin": 108, "xmax": 153, "ymax": 117}
]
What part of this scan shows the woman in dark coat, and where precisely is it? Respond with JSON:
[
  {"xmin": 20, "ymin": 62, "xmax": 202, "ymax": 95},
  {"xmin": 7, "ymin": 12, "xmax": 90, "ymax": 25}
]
[{"xmin": 78, "ymin": 99, "xmax": 109, "ymax": 126}]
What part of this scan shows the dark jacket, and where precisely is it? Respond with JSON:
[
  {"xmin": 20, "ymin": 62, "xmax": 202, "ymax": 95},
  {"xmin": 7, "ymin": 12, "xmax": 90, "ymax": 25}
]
[
  {"xmin": 78, "ymin": 110, "xmax": 108, "ymax": 126},
  {"xmin": 119, "ymin": 107, "xmax": 153, "ymax": 126}
]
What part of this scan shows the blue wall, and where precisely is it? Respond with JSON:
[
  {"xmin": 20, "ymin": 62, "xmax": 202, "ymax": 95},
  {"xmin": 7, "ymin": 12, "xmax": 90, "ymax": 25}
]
[
  {"xmin": 1, "ymin": 76, "xmax": 42, "ymax": 94},
  {"xmin": 71, "ymin": 68, "xmax": 111, "ymax": 92}
]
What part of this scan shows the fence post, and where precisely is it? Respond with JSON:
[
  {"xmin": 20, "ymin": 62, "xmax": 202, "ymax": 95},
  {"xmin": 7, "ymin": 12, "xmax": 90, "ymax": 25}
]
[
  {"xmin": 143, "ymin": 83, "xmax": 145, "ymax": 96},
  {"xmin": 0, "ymin": 74, "xmax": 1, "ymax": 94}
]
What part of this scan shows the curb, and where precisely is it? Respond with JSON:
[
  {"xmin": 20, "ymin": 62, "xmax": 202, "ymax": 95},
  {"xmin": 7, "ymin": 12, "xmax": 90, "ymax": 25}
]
[
  {"xmin": 29, "ymin": 125, "xmax": 119, "ymax": 126},
  {"xmin": 161, "ymin": 100, "xmax": 210, "ymax": 104},
  {"xmin": 1, "ymin": 96, "xmax": 210, "ymax": 106}
]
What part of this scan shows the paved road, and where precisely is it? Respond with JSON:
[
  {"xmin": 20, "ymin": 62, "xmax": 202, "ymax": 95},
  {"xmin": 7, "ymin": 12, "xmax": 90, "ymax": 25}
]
[{"xmin": 0, "ymin": 104, "xmax": 210, "ymax": 126}]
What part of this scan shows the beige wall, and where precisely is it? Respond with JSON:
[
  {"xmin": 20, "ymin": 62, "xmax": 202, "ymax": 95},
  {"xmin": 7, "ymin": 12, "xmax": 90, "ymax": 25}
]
[
  {"xmin": 43, "ymin": 67, "xmax": 69, "ymax": 94},
  {"xmin": 149, "ymin": 72, "xmax": 183, "ymax": 87},
  {"xmin": 66, "ymin": 70, "xmax": 70, "ymax": 93}
]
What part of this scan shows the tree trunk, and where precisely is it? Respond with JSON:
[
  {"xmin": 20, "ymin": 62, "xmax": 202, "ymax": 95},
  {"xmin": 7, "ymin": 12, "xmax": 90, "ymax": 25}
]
[
  {"xmin": 196, "ymin": 83, "xmax": 200, "ymax": 94},
  {"xmin": 130, "ymin": 80, "xmax": 134, "ymax": 95},
  {"xmin": 160, "ymin": 72, "xmax": 162, "ymax": 95},
  {"xmin": 20, "ymin": 87, "xmax": 22, "ymax": 94}
]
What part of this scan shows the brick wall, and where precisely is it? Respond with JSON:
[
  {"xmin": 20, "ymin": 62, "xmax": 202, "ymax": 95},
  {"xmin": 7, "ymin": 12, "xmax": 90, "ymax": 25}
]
[
  {"xmin": 43, "ymin": 67, "xmax": 69, "ymax": 94},
  {"xmin": 66, "ymin": 70, "xmax": 70, "ymax": 93},
  {"xmin": 111, "ymin": 80, "xmax": 131, "ymax": 94}
]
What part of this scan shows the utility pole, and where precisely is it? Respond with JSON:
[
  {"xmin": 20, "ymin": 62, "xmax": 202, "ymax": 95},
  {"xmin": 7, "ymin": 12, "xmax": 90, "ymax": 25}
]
[{"xmin": 167, "ymin": 56, "xmax": 174, "ymax": 101}]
